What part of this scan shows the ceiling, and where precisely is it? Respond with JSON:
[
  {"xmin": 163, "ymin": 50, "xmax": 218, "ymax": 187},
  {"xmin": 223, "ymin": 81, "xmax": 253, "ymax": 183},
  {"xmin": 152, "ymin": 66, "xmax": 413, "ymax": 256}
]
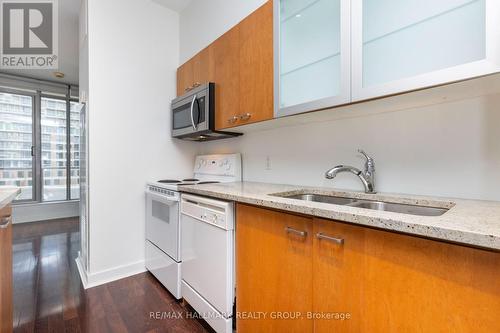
[
  {"xmin": 152, "ymin": 0, "xmax": 192, "ymax": 12},
  {"xmin": 0, "ymin": 0, "xmax": 80, "ymax": 85}
]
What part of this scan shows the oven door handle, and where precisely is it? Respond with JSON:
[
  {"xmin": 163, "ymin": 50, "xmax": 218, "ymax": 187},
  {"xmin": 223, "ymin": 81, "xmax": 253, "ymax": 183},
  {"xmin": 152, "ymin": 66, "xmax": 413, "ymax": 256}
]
[
  {"xmin": 146, "ymin": 190, "xmax": 179, "ymax": 204},
  {"xmin": 190, "ymin": 94, "xmax": 198, "ymax": 131}
]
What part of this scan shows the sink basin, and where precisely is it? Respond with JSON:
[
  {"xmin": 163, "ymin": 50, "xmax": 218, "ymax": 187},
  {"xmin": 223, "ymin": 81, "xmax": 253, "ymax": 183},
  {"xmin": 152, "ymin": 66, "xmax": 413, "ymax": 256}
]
[
  {"xmin": 347, "ymin": 201, "xmax": 448, "ymax": 217},
  {"xmin": 273, "ymin": 193, "xmax": 449, "ymax": 217},
  {"xmin": 283, "ymin": 194, "xmax": 357, "ymax": 206}
]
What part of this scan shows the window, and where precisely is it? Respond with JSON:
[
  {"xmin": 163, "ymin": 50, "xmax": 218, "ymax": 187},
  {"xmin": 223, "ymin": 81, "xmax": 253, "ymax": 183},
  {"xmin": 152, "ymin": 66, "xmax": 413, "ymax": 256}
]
[
  {"xmin": 0, "ymin": 88, "xmax": 81, "ymax": 203},
  {"xmin": 0, "ymin": 92, "xmax": 34, "ymax": 200}
]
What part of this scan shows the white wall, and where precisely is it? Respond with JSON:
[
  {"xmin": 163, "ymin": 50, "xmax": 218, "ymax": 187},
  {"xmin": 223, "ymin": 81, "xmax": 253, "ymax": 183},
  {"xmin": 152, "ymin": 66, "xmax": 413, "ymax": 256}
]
[
  {"xmin": 179, "ymin": 0, "xmax": 267, "ymax": 63},
  {"xmin": 85, "ymin": 0, "xmax": 196, "ymax": 281},
  {"xmin": 180, "ymin": 0, "xmax": 500, "ymax": 201}
]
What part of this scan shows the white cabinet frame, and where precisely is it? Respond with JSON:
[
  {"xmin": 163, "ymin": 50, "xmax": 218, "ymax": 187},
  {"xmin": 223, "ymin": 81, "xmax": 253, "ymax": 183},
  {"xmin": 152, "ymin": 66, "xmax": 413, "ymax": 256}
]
[
  {"xmin": 351, "ymin": 0, "xmax": 500, "ymax": 101},
  {"xmin": 274, "ymin": 0, "xmax": 352, "ymax": 117}
]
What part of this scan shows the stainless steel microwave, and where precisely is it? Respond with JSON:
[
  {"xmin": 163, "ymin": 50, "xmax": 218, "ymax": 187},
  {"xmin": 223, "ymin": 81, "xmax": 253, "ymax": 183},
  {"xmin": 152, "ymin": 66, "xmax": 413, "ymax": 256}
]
[{"xmin": 171, "ymin": 83, "xmax": 242, "ymax": 141}]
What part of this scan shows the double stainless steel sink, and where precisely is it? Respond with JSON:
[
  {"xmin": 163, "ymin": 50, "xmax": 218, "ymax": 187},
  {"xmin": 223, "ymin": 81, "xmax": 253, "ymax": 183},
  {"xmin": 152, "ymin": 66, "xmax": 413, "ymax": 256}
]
[{"xmin": 274, "ymin": 193, "xmax": 448, "ymax": 217}]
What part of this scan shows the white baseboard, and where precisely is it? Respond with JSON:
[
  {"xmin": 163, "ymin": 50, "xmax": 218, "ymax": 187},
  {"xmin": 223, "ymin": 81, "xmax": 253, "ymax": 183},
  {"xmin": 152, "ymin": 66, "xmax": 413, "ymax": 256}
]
[
  {"xmin": 75, "ymin": 255, "xmax": 89, "ymax": 288},
  {"xmin": 75, "ymin": 256, "xmax": 146, "ymax": 289}
]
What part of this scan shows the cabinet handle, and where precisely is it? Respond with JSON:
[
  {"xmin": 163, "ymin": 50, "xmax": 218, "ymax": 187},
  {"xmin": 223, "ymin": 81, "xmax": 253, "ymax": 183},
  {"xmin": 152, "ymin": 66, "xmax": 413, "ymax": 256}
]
[
  {"xmin": 239, "ymin": 113, "xmax": 252, "ymax": 121},
  {"xmin": 227, "ymin": 116, "xmax": 239, "ymax": 124},
  {"xmin": 316, "ymin": 232, "xmax": 344, "ymax": 245},
  {"xmin": 285, "ymin": 226, "xmax": 307, "ymax": 237},
  {"xmin": 0, "ymin": 216, "xmax": 12, "ymax": 229}
]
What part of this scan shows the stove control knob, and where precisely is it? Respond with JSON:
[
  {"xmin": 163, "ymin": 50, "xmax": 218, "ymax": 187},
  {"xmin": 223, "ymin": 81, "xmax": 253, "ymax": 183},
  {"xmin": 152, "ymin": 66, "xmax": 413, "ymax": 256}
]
[
  {"xmin": 202, "ymin": 159, "xmax": 207, "ymax": 166},
  {"xmin": 212, "ymin": 215, "xmax": 218, "ymax": 223},
  {"xmin": 226, "ymin": 163, "xmax": 232, "ymax": 171}
]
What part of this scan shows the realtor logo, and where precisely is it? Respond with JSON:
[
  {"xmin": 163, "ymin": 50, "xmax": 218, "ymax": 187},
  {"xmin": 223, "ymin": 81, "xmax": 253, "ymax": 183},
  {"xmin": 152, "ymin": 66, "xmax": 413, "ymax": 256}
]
[{"xmin": 0, "ymin": 0, "xmax": 58, "ymax": 69}]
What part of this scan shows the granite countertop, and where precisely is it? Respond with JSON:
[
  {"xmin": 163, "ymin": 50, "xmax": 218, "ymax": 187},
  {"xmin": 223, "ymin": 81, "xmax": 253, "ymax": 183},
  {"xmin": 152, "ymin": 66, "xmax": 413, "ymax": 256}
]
[
  {"xmin": 179, "ymin": 182, "xmax": 500, "ymax": 251},
  {"xmin": 0, "ymin": 187, "xmax": 21, "ymax": 210}
]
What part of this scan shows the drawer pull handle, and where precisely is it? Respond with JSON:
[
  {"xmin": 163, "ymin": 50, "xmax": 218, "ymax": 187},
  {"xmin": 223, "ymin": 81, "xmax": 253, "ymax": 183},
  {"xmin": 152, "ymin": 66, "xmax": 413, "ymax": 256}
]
[
  {"xmin": 228, "ymin": 116, "xmax": 239, "ymax": 124},
  {"xmin": 0, "ymin": 216, "xmax": 12, "ymax": 229},
  {"xmin": 239, "ymin": 113, "xmax": 252, "ymax": 121},
  {"xmin": 316, "ymin": 232, "xmax": 344, "ymax": 245},
  {"xmin": 285, "ymin": 226, "xmax": 307, "ymax": 237}
]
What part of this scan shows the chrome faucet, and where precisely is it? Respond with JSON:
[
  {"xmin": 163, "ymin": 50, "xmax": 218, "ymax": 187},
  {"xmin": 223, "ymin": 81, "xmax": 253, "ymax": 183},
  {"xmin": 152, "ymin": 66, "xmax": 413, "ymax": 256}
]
[{"xmin": 325, "ymin": 149, "xmax": 376, "ymax": 194}]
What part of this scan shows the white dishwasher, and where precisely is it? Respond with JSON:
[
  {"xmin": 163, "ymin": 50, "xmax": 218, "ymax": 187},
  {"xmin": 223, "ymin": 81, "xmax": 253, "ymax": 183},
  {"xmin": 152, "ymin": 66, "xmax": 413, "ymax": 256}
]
[{"xmin": 180, "ymin": 193, "xmax": 234, "ymax": 333}]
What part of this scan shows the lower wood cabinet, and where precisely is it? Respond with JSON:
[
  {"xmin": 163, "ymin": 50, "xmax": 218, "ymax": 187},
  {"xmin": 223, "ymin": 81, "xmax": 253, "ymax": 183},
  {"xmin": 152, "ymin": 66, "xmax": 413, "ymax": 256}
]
[
  {"xmin": 236, "ymin": 204, "xmax": 500, "ymax": 333},
  {"xmin": 312, "ymin": 218, "xmax": 365, "ymax": 333},
  {"xmin": 357, "ymin": 221, "xmax": 500, "ymax": 332},
  {"xmin": 0, "ymin": 205, "xmax": 13, "ymax": 333},
  {"xmin": 236, "ymin": 203, "xmax": 313, "ymax": 333}
]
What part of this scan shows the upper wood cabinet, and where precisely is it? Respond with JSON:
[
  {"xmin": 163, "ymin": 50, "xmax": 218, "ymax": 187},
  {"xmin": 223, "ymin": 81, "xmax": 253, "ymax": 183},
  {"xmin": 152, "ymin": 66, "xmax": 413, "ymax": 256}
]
[
  {"xmin": 176, "ymin": 61, "xmax": 193, "ymax": 97},
  {"xmin": 213, "ymin": 26, "xmax": 241, "ymax": 130},
  {"xmin": 176, "ymin": 46, "xmax": 215, "ymax": 96},
  {"xmin": 238, "ymin": 0, "xmax": 274, "ymax": 126},
  {"xmin": 236, "ymin": 203, "xmax": 313, "ymax": 333},
  {"xmin": 351, "ymin": 0, "xmax": 500, "ymax": 101},
  {"xmin": 176, "ymin": 1, "xmax": 274, "ymax": 131},
  {"xmin": 274, "ymin": 0, "xmax": 351, "ymax": 117}
]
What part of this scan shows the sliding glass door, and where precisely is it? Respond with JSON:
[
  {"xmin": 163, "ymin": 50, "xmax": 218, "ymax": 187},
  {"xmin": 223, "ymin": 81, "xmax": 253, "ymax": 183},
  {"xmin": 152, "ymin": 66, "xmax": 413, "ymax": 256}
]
[
  {"xmin": 0, "ymin": 88, "xmax": 81, "ymax": 203},
  {"xmin": 70, "ymin": 101, "xmax": 81, "ymax": 200},
  {"xmin": 0, "ymin": 92, "xmax": 35, "ymax": 201},
  {"xmin": 41, "ymin": 97, "xmax": 68, "ymax": 201}
]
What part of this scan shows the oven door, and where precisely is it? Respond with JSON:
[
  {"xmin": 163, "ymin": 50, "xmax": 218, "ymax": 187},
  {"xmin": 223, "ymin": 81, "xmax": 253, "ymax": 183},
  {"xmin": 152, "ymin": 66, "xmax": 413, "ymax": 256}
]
[
  {"xmin": 145, "ymin": 190, "xmax": 180, "ymax": 261},
  {"xmin": 171, "ymin": 87, "xmax": 210, "ymax": 138}
]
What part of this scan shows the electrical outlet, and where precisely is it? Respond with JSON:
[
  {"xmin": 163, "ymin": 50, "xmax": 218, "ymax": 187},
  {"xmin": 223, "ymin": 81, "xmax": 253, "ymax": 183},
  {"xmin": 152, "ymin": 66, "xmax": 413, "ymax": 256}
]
[{"xmin": 265, "ymin": 156, "xmax": 272, "ymax": 170}]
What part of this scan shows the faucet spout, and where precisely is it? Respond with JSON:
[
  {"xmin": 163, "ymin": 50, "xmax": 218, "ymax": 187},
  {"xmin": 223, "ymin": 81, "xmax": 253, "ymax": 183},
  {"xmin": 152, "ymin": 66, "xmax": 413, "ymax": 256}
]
[
  {"xmin": 324, "ymin": 150, "xmax": 377, "ymax": 194},
  {"xmin": 325, "ymin": 165, "xmax": 362, "ymax": 179}
]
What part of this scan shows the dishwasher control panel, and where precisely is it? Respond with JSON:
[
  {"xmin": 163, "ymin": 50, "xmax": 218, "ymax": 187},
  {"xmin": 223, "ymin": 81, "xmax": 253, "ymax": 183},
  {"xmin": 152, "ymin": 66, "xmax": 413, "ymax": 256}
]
[{"xmin": 180, "ymin": 194, "xmax": 234, "ymax": 230}]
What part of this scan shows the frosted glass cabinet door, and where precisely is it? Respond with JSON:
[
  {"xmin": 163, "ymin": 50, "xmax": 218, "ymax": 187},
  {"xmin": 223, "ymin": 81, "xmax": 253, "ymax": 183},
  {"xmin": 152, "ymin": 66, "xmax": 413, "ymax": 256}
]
[
  {"xmin": 352, "ymin": 0, "xmax": 500, "ymax": 101},
  {"xmin": 274, "ymin": 0, "xmax": 351, "ymax": 117}
]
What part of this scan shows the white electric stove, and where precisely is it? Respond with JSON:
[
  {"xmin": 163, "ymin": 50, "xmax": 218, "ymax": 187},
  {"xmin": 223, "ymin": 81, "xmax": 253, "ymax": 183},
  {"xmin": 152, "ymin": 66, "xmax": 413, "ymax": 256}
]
[{"xmin": 145, "ymin": 154, "xmax": 241, "ymax": 299}]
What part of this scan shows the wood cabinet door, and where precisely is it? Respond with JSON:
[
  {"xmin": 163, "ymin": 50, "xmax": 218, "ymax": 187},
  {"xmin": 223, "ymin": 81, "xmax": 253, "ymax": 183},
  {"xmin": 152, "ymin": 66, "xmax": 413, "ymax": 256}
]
[
  {"xmin": 176, "ymin": 60, "xmax": 193, "ymax": 96},
  {"xmin": 238, "ymin": 0, "xmax": 274, "ymax": 125},
  {"xmin": 236, "ymin": 204, "xmax": 313, "ymax": 333},
  {"xmin": 192, "ymin": 46, "xmax": 215, "ymax": 87},
  {"xmin": 0, "ymin": 205, "xmax": 13, "ymax": 333},
  {"xmin": 312, "ymin": 218, "xmax": 365, "ymax": 333},
  {"xmin": 361, "ymin": 226, "xmax": 500, "ymax": 333},
  {"xmin": 213, "ymin": 26, "xmax": 241, "ymax": 130},
  {"xmin": 177, "ymin": 47, "xmax": 215, "ymax": 96}
]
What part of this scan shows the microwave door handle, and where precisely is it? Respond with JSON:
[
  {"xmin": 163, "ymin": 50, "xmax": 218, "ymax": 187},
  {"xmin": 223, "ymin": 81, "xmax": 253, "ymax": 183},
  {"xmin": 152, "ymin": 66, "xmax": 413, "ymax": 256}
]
[{"xmin": 190, "ymin": 94, "xmax": 197, "ymax": 131}]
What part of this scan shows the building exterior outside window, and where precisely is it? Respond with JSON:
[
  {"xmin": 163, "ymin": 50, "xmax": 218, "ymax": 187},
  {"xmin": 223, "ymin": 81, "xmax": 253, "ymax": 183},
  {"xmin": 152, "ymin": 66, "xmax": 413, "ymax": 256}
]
[{"xmin": 0, "ymin": 90, "xmax": 81, "ymax": 202}]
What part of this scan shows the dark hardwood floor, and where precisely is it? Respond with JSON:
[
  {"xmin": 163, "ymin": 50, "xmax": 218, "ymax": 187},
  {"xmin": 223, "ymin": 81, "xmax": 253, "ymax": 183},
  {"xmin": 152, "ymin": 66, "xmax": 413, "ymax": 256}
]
[{"xmin": 12, "ymin": 218, "xmax": 211, "ymax": 333}]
